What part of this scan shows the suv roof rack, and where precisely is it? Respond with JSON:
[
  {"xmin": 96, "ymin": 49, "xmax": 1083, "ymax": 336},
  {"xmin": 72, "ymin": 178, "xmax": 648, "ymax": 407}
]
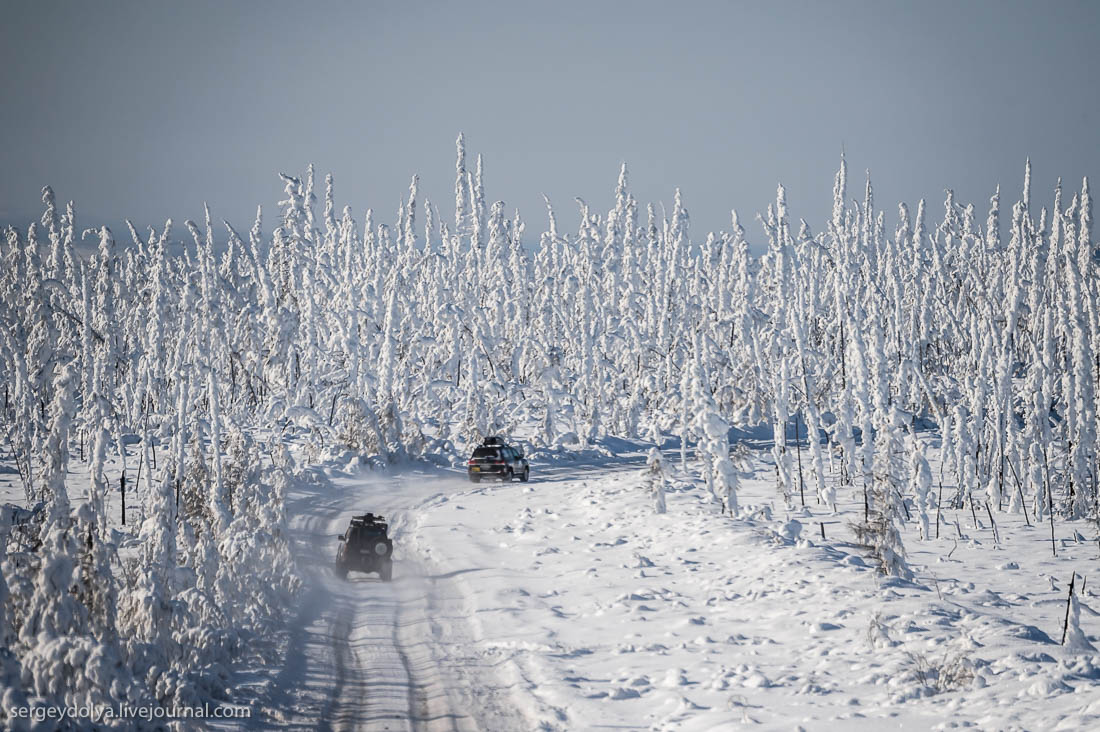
[
  {"xmin": 350, "ymin": 513, "xmax": 386, "ymax": 527},
  {"xmin": 482, "ymin": 435, "xmax": 505, "ymax": 446}
]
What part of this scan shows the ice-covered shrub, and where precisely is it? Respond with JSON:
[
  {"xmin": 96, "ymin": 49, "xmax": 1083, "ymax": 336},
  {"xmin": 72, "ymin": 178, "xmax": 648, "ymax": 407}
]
[
  {"xmin": 902, "ymin": 650, "xmax": 975, "ymax": 694},
  {"xmin": 643, "ymin": 448, "xmax": 667, "ymax": 514}
]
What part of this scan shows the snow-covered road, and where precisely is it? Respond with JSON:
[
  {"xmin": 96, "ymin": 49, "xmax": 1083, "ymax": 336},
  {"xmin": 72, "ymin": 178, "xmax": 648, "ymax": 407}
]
[
  {"xmin": 267, "ymin": 457, "xmax": 573, "ymax": 731},
  {"xmin": 257, "ymin": 444, "xmax": 1100, "ymax": 731}
]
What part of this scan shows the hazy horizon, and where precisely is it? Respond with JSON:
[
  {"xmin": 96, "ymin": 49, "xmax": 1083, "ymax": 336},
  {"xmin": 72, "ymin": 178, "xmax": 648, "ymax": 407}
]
[{"xmin": 3, "ymin": 0, "xmax": 1098, "ymax": 248}]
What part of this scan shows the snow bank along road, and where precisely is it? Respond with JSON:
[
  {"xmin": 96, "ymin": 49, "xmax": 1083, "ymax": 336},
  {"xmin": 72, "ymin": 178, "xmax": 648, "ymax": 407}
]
[{"xmin": 264, "ymin": 448, "xmax": 1100, "ymax": 731}]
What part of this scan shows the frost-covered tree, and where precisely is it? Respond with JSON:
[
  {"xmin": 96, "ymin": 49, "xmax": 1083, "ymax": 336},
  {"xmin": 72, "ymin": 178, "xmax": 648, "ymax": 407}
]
[
  {"xmin": 907, "ymin": 430, "xmax": 934, "ymax": 539},
  {"xmin": 3, "ymin": 141, "xmax": 1100, "ymax": 714},
  {"xmin": 643, "ymin": 447, "xmax": 667, "ymax": 514}
]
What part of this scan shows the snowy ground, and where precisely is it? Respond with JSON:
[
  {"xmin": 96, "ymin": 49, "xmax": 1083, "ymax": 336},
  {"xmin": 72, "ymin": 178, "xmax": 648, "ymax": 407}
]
[
  {"xmin": 5, "ymin": 439, "xmax": 1100, "ymax": 730},
  {"xmin": 403, "ymin": 459, "xmax": 1100, "ymax": 729},
  {"xmin": 247, "ymin": 439, "xmax": 1100, "ymax": 731}
]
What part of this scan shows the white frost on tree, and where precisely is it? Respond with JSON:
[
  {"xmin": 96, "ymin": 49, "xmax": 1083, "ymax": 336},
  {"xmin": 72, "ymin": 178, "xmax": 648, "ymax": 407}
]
[{"xmin": 643, "ymin": 447, "xmax": 667, "ymax": 514}]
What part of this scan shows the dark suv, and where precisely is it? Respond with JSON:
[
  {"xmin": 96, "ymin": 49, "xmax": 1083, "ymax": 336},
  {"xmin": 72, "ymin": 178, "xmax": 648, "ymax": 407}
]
[
  {"xmin": 467, "ymin": 436, "xmax": 530, "ymax": 483},
  {"xmin": 335, "ymin": 513, "xmax": 393, "ymax": 581}
]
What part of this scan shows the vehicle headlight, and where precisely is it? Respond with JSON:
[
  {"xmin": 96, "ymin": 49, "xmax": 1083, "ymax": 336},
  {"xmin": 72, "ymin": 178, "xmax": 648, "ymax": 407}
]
[{"xmin": 375, "ymin": 543, "xmax": 388, "ymax": 556}]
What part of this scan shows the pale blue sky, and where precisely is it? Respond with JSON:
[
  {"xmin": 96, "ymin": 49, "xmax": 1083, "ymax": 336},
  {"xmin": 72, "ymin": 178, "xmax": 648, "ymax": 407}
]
[{"xmin": 2, "ymin": 0, "xmax": 1098, "ymax": 245}]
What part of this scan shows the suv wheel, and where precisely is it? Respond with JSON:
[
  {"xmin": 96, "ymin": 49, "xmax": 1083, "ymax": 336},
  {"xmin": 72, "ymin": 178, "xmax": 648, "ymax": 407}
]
[
  {"xmin": 470, "ymin": 474, "xmax": 481, "ymax": 483},
  {"xmin": 380, "ymin": 563, "xmax": 393, "ymax": 582},
  {"xmin": 520, "ymin": 466, "xmax": 529, "ymax": 482},
  {"xmin": 504, "ymin": 468, "xmax": 514, "ymax": 482}
]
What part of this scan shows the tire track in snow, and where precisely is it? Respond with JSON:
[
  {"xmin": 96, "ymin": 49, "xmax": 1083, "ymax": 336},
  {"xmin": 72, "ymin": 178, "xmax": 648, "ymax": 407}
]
[
  {"xmin": 349, "ymin": 574, "xmax": 414, "ymax": 732},
  {"xmin": 395, "ymin": 506, "xmax": 544, "ymax": 732},
  {"xmin": 392, "ymin": 563, "xmax": 471, "ymax": 732},
  {"xmin": 274, "ymin": 466, "xmax": 574, "ymax": 730},
  {"xmin": 322, "ymin": 605, "xmax": 353, "ymax": 731}
]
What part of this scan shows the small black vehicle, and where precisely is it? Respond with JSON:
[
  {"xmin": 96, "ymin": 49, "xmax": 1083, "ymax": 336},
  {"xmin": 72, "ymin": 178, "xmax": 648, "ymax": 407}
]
[
  {"xmin": 467, "ymin": 436, "xmax": 529, "ymax": 483},
  {"xmin": 335, "ymin": 513, "xmax": 393, "ymax": 581}
]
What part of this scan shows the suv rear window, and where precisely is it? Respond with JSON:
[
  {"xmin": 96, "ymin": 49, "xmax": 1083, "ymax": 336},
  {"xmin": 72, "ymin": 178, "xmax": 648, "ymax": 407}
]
[
  {"xmin": 350, "ymin": 526, "xmax": 384, "ymax": 541},
  {"xmin": 473, "ymin": 447, "xmax": 500, "ymax": 458}
]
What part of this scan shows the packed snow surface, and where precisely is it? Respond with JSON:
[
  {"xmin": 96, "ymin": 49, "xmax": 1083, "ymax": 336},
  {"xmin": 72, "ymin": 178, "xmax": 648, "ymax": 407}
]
[{"xmin": 257, "ymin": 439, "xmax": 1100, "ymax": 731}]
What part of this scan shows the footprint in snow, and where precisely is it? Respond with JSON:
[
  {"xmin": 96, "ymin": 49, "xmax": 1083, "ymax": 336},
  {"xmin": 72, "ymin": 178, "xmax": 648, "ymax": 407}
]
[
  {"xmin": 973, "ymin": 589, "xmax": 1011, "ymax": 607},
  {"xmin": 609, "ymin": 687, "xmax": 641, "ymax": 700},
  {"xmin": 741, "ymin": 671, "xmax": 773, "ymax": 688},
  {"xmin": 669, "ymin": 695, "xmax": 708, "ymax": 712},
  {"xmin": 661, "ymin": 668, "xmax": 690, "ymax": 687},
  {"xmin": 1026, "ymin": 676, "xmax": 1072, "ymax": 696},
  {"xmin": 709, "ymin": 671, "xmax": 735, "ymax": 691},
  {"xmin": 617, "ymin": 592, "xmax": 651, "ymax": 602}
]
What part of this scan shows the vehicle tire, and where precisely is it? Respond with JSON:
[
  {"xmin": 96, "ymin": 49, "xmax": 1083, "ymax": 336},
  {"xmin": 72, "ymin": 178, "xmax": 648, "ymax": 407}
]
[
  {"xmin": 470, "ymin": 474, "xmax": 481, "ymax": 483},
  {"xmin": 380, "ymin": 563, "xmax": 393, "ymax": 582},
  {"xmin": 520, "ymin": 466, "xmax": 530, "ymax": 482},
  {"xmin": 504, "ymin": 468, "xmax": 514, "ymax": 482},
  {"xmin": 335, "ymin": 563, "xmax": 348, "ymax": 580}
]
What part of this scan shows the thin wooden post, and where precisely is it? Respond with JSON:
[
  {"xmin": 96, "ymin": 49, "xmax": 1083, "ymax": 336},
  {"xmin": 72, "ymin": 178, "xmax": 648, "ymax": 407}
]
[
  {"xmin": 984, "ymin": 501, "xmax": 999, "ymax": 545},
  {"xmin": 1062, "ymin": 573, "xmax": 1077, "ymax": 645}
]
